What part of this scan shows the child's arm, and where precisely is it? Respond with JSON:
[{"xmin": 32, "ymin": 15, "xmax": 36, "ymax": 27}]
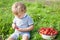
[
  {"xmin": 12, "ymin": 18, "xmax": 19, "ymax": 29},
  {"xmin": 12, "ymin": 23, "xmax": 16, "ymax": 29},
  {"xmin": 17, "ymin": 25, "xmax": 34, "ymax": 32},
  {"xmin": 12, "ymin": 23, "xmax": 19, "ymax": 29}
]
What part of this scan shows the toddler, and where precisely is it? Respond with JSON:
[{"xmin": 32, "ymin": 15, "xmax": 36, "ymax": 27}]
[{"xmin": 7, "ymin": 2, "xmax": 34, "ymax": 40}]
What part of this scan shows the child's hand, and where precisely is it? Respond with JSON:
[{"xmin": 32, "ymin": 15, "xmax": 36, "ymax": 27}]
[
  {"xmin": 16, "ymin": 25, "xmax": 34, "ymax": 32},
  {"xmin": 12, "ymin": 24, "xmax": 16, "ymax": 29},
  {"xmin": 12, "ymin": 23, "xmax": 19, "ymax": 29},
  {"xmin": 16, "ymin": 28, "xmax": 22, "ymax": 31},
  {"xmin": 15, "ymin": 26, "xmax": 19, "ymax": 29}
]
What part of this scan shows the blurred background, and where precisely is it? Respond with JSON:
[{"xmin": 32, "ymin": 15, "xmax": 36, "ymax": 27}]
[{"xmin": 0, "ymin": 0, "xmax": 60, "ymax": 40}]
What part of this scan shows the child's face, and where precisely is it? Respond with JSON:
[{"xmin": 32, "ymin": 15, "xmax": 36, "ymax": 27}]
[
  {"xmin": 15, "ymin": 13, "xmax": 25, "ymax": 18},
  {"xmin": 13, "ymin": 5, "xmax": 26, "ymax": 17},
  {"xmin": 12, "ymin": 2, "xmax": 26, "ymax": 18},
  {"xmin": 18, "ymin": 5, "xmax": 26, "ymax": 13},
  {"xmin": 14, "ymin": 10, "xmax": 25, "ymax": 18}
]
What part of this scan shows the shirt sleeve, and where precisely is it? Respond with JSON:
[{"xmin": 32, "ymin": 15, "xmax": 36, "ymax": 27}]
[{"xmin": 27, "ymin": 16, "xmax": 34, "ymax": 26}]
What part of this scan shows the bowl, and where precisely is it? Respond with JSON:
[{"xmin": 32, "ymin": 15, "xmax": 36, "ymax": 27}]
[{"xmin": 40, "ymin": 33, "xmax": 56, "ymax": 40}]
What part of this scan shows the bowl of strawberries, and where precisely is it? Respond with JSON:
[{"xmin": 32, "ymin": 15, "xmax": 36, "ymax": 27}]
[{"xmin": 38, "ymin": 27, "xmax": 58, "ymax": 40}]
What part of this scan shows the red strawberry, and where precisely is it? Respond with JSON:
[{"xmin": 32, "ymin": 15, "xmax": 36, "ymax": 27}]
[
  {"xmin": 50, "ymin": 32, "xmax": 53, "ymax": 36},
  {"xmin": 15, "ymin": 27, "xmax": 19, "ymax": 29},
  {"xmin": 44, "ymin": 29, "xmax": 49, "ymax": 35},
  {"xmin": 54, "ymin": 30, "xmax": 58, "ymax": 35},
  {"xmin": 47, "ymin": 32, "xmax": 51, "ymax": 35},
  {"xmin": 39, "ymin": 27, "xmax": 58, "ymax": 36}
]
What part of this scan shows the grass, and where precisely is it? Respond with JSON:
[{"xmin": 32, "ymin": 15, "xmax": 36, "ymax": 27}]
[{"xmin": 0, "ymin": 0, "xmax": 60, "ymax": 40}]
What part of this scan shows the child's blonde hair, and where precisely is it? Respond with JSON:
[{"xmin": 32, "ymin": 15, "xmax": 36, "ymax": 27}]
[{"xmin": 12, "ymin": 2, "xmax": 26, "ymax": 15}]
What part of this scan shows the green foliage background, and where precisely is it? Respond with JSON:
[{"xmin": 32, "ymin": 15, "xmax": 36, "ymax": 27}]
[{"xmin": 0, "ymin": 0, "xmax": 60, "ymax": 40}]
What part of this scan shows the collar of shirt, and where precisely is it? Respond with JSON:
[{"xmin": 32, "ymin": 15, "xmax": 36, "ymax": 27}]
[
  {"xmin": 15, "ymin": 13, "xmax": 27, "ymax": 19},
  {"xmin": 23, "ymin": 13, "xmax": 27, "ymax": 18}
]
